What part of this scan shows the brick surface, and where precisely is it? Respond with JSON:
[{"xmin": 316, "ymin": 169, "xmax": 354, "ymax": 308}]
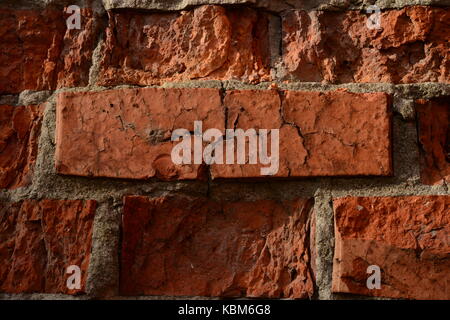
[
  {"xmin": 332, "ymin": 196, "xmax": 450, "ymax": 300},
  {"xmin": 0, "ymin": 105, "xmax": 44, "ymax": 189},
  {"xmin": 121, "ymin": 195, "xmax": 314, "ymax": 298},
  {"xmin": 417, "ymin": 98, "xmax": 449, "ymax": 185},
  {"xmin": 0, "ymin": 199, "xmax": 96, "ymax": 294},
  {"xmin": 0, "ymin": 8, "xmax": 99, "ymax": 94},
  {"xmin": 98, "ymin": 5, "xmax": 271, "ymax": 87},
  {"xmin": 55, "ymin": 88, "xmax": 224, "ymax": 180},
  {"xmin": 56, "ymin": 88, "xmax": 392, "ymax": 180},
  {"xmin": 211, "ymin": 89, "xmax": 392, "ymax": 178},
  {"xmin": 56, "ymin": 8, "xmax": 101, "ymax": 89},
  {"xmin": 283, "ymin": 7, "xmax": 450, "ymax": 83}
]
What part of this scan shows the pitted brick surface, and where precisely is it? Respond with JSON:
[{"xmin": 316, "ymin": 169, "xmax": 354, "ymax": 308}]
[
  {"xmin": 121, "ymin": 195, "xmax": 315, "ymax": 298},
  {"xmin": 333, "ymin": 195, "xmax": 450, "ymax": 300}
]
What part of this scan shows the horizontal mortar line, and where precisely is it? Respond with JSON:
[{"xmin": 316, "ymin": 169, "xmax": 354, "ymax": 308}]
[
  {"xmin": 4, "ymin": 81, "xmax": 449, "ymax": 104},
  {"xmin": 3, "ymin": 180, "xmax": 448, "ymax": 203},
  {"xmin": 103, "ymin": 2, "xmax": 450, "ymax": 12}
]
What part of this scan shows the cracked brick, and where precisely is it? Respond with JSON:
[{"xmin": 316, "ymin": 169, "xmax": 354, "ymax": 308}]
[
  {"xmin": 55, "ymin": 87, "xmax": 224, "ymax": 181},
  {"xmin": 332, "ymin": 195, "xmax": 450, "ymax": 300},
  {"xmin": 120, "ymin": 195, "xmax": 314, "ymax": 298},
  {"xmin": 417, "ymin": 97, "xmax": 450, "ymax": 185},
  {"xmin": 282, "ymin": 7, "xmax": 450, "ymax": 83},
  {"xmin": 0, "ymin": 105, "xmax": 44, "ymax": 189},
  {"xmin": 97, "ymin": 5, "xmax": 271, "ymax": 87},
  {"xmin": 0, "ymin": 199, "xmax": 96, "ymax": 294},
  {"xmin": 0, "ymin": 7, "xmax": 100, "ymax": 94},
  {"xmin": 56, "ymin": 88, "xmax": 392, "ymax": 180},
  {"xmin": 211, "ymin": 89, "xmax": 392, "ymax": 178}
]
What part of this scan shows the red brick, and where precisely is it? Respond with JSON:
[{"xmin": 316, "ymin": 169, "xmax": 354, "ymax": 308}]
[
  {"xmin": 0, "ymin": 105, "xmax": 44, "ymax": 189},
  {"xmin": 417, "ymin": 98, "xmax": 449, "ymax": 185},
  {"xmin": 0, "ymin": 199, "xmax": 96, "ymax": 294},
  {"xmin": 0, "ymin": 8, "xmax": 99, "ymax": 94},
  {"xmin": 283, "ymin": 7, "xmax": 450, "ymax": 83},
  {"xmin": 210, "ymin": 89, "xmax": 392, "ymax": 178},
  {"xmin": 56, "ymin": 88, "xmax": 392, "ymax": 180},
  {"xmin": 121, "ymin": 195, "xmax": 314, "ymax": 298},
  {"xmin": 332, "ymin": 195, "xmax": 450, "ymax": 300},
  {"xmin": 98, "ymin": 5, "xmax": 271, "ymax": 87},
  {"xmin": 55, "ymin": 88, "xmax": 224, "ymax": 180},
  {"xmin": 56, "ymin": 8, "xmax": 101, "ymax": 89}
]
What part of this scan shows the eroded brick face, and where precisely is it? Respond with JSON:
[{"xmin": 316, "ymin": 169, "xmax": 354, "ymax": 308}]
[
  {"xmin": 0, "ymin": 8, "xmax": 99, "ymax": 94},
  {"xmin": 211, "ymin": 89, "xmax": 392, "ymax": 178},
  {"xmin": 121, "ymin": 196, "xmax": 314, "ymax": 298},
  {"xmin": 417, "ymin": 98, "xmax": 450, "ymax": 185},
  {"xmin": 0, "ymin": 200, "xmax": 96, "ymax": 294},
  {"xmin": 332, "ymin": 196, "xmax": 450, "ymax": 300},
  {"xmin": 55, "ymin": 88, "xmax": 392, "ymax": 180},
  {"xmin": 282, "ymin": 6, "xmax": 450, "ymax": 83},
  {"xmin": 0, "ymin": 105, "xmax": 44, "ymax": 189},
  {"xmin": 97, "ymin": 5, "xmax": 271, "ymax": 86},
  {"xmin": 55, "ymin": 87, "xmax": 224, "ymax": 180}
]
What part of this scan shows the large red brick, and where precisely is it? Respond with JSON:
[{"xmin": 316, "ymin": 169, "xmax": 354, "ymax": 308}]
[
  {"xmin": 121, "ymin": 195, "xmax": 314, "ymax": 298},
  {"xmin": 55, "ymin": 88, "xmax": 224, "ymax": 180},
  {"xmin": 0, "ymin": 105, "xmax": 44, "ymax": 189},
  {"xmin": 98, "ymin": 5, "xmax": 271, "ymax": 87},
  {"xmin": 56, "ymin": 88, "xmax": 391, "ymax": 180},
  {"xmin": 210, "ymin": 89, "xmax": 392, "ymax": 178},
  {"xmin": 0, "ymin": 199, "xmax": 96, "ymax": 294},
  {"xmin": 417, "ymin": 98, "xmax": 449, "ymax": 185},
  {"xmin": 283, "ymin": 7, "xmax": 450, "ymax": 83},
  {"xmin": 0, "ymin": 7, "xmax": 99, "ymax": 94},
  {"xmin": 332, "ymin": 195, "xmax": 450, "ymax": 300}
]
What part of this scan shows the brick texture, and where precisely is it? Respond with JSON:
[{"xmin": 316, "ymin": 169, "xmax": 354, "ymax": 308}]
[
  {"xmin": 121, "ymin": 195, "xmax": 314, "ymax": 298},
  {"xmin": 283, "ymin": 6, "xmax": 450, "ymax": 83},
  {"xmin": 0, "ymin": 105, "xmax": 44, "ymax": 189},
  {"xmin": 56, "ymin": 88, "xmax": 392, "ymax": 180},
  {"xmin": 211, "ymin": 89, "xmax": 392, "ymax": 178},
  {"xmin": 2, "ymin": 0, "xmax": 448, "ymax": 301},
  {"xmin": 0, "ymin": 8, "xmax": 99, "ymax": 94},
  {"xmin": 332, "ymin": 195, "xmax": 450, "ymax": 300},
  {"xmin": 0, "ymin": 199, "xmax": 96, "ymax": 294},
  {"xmin": 55, "ymin": 88, "xmax": 224, "ymax": 180},
  {"xmin": 417, "ymin": 98, "xmax": 449, "ymax": 185},
  {"xmin": 98, "ymin": 5, "xmax": 271, "ymax": 87}
]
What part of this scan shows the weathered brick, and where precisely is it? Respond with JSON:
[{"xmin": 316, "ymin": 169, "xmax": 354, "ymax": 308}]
[
  {"xmin": 0, "ymin": 105, "xmax": 44, "ymax": 189},
  {"xmin": 121, "ymin": 195, "xmax": 314, "ymax": 298},
  {"xmin": 210, "ymin": 89, "xmax": 392, "ymax": 178},
  {"xmin": 283, "ymin": 7, "xmax": 450, "ymax": 83},
  {"xmin": 332, "ymin": 195, "xmax": 450, "ymax": 300},
  {"xmin": 0, "ymin": 7, "xmax": 99, "ymax": 94},
  {"xmin": 56, "ymin": 8, "xmax": 101, "ymax": 89},
  {"xmin": 0, "ymin": 199, "xmax": 96, "ymax": 294},
  {"xmin": 55, "ymin": 88, "xmax": 224, "ymax": 180},
  {"xmin": 56, "ymin": 88, "xmax": 391, "ymax": 180},
  {"xmin": 98, "ymin": 5, "xmax": 271, "ymax": 87},
  {"xmin": 417, "ymin": 98, "xmax": 449, "ymax": 185}
]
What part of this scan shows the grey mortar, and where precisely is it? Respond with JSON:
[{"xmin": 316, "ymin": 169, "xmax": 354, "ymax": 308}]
[
  {"xmin": 101, "ymin": 0, "xmax": 450, "ymax": 12},
  {"xmin": 86, "ymin": 200, "xmax": 121, "ymax": 298}
]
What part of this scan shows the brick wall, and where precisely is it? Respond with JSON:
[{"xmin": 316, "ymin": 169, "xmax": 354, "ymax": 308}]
[{"xmin": 0, "ymin": 0, "xmax": 449, "ymax": 300}]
